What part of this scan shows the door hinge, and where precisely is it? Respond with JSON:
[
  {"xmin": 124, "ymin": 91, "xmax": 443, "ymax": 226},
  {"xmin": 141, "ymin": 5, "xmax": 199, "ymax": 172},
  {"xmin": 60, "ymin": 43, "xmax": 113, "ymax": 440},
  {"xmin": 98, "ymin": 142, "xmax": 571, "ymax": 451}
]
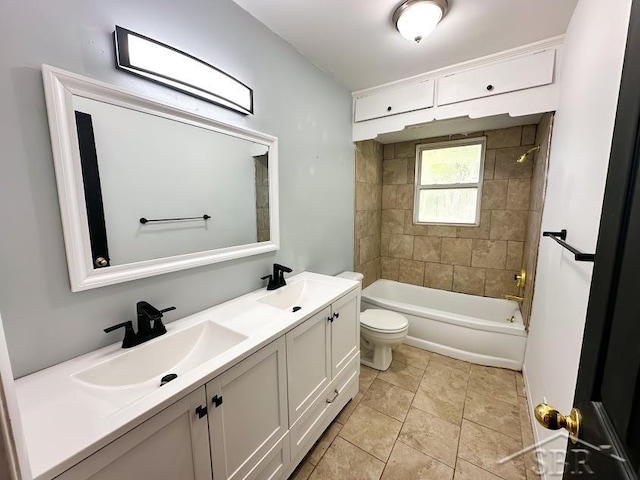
[
  {"xmin": 212, "ymin": 395, "xmax": 223, "ymax": 407},
  {"xmin": 195, "ymin": 405, "xmax": 208, "ymax": 418}
]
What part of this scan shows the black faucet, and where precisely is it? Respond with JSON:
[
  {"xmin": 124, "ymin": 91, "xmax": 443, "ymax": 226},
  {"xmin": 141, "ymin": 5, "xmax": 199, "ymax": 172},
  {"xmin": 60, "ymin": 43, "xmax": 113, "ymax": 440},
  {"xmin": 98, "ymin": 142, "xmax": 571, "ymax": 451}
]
[
  {"xmin": 261, "ymin": 263, "xmax": 292, "ymax": 290},
  {"xmin": 104, "ymin": 301, "xmax": 176, "ymax": 348}
]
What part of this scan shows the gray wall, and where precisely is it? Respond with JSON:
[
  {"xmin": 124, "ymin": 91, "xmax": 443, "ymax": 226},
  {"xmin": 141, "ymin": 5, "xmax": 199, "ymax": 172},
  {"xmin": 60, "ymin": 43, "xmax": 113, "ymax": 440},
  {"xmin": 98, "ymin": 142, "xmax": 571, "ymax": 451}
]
[{"xmin": 0, "ymin": 0, "xmax": 355, "ymax": 377}]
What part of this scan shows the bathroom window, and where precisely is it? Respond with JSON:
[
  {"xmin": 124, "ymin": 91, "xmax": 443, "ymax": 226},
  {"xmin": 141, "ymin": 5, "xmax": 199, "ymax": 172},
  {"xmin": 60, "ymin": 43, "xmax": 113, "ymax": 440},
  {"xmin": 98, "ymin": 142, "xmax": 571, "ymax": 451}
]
[{"xmin": 414, "ymin": 137, "xmax": 486, "ymax": 225}]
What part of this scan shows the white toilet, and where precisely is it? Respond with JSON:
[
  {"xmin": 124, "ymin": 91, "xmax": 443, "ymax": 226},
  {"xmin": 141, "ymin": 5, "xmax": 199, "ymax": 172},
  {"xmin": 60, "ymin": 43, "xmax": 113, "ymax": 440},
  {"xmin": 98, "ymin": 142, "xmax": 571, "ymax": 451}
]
[{"xmin": 336, "ymin": 272, "xmax": 409, "ymax": 371}]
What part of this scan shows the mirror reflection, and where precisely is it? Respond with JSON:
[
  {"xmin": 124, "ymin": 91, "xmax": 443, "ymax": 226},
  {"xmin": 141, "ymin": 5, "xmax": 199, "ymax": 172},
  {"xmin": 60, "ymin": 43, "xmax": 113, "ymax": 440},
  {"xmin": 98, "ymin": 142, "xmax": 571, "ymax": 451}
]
[{"xmin": 72, "ymin": 96, "xmax": 270, "ymax": 268}]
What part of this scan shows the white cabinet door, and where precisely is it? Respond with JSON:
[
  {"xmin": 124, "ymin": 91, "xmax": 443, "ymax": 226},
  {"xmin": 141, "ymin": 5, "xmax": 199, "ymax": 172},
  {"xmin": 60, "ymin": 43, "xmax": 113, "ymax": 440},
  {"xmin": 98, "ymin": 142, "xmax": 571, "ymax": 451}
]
[
  {"xmin": 286, "ymin": 307, "xmax": 331, "ymax": 425},
  {"xmin": 207, "ymin": 337, "xmax": 288, "ymax": 480},
  {"xmin": 330, "ymin": 291, "xmax": 359, "ymax": 378},
  {"xmin": 354, "ymin": 80, "xmax": 434, "ymax": 122},
  {"xmin": 56, "ymin": 388, "xmax": 212, "ymax": 480},
  {"xmin": 437, "ymin": 50, "xmax": 556, "ymax": 106}
]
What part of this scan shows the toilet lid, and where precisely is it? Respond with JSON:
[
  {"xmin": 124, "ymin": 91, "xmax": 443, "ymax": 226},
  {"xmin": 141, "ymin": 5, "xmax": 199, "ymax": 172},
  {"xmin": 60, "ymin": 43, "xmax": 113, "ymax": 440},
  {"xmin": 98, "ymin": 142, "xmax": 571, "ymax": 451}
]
[{"xmin": 361, "ymin": 309, "xmax": 408, "ymax": 333}]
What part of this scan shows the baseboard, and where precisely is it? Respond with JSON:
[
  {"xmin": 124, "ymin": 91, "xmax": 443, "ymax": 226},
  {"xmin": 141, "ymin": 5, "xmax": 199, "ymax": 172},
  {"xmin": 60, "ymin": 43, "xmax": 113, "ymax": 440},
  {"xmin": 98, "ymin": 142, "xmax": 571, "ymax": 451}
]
[{"xmin": 522, "ymin": 364, "xmax": 548, "ymax": 480}]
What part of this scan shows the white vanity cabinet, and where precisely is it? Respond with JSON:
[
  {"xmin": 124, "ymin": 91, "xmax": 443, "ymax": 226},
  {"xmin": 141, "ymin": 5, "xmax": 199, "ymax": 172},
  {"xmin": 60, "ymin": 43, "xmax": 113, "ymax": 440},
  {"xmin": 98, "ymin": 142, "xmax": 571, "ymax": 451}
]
[
  {"xmin": 56, "ymin": 388, "xmax": 212, "ymax": 480},
  {"xmin": 206, "ymin": 337, "xmax": 289, "ymax": 480},
  {"xmin": 286, "ymin": 290, "xmax": 360, "ymax": 466}
]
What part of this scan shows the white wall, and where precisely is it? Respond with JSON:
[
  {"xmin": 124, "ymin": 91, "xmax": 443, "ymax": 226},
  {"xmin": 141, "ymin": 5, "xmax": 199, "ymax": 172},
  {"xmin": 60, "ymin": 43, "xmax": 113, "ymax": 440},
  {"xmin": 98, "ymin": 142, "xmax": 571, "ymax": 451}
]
[
  {"xmin": 524, "ymin": 0, "xmax": 632, "ymax": 476},
  {"xmin": 0, "ymin": 0, "xmax": 354, "ymax": 377},
  {"xmin": 73, "ymin": 96, "xmax": 259, "ymax": 265}
]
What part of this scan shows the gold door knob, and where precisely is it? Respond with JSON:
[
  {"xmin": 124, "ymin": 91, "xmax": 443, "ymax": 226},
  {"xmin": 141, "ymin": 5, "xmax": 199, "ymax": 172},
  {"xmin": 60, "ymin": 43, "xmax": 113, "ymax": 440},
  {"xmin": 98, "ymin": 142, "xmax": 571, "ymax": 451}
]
[
  {"xmin": 515, "ymin": 269, "xmax": 527, "ymax": 288},
  {"xmin": 534, "ymin": 403, "xmax": 581, "ymax": 443},
  {"xmin": 94, "ymin": 257, "xmax": 108, "ymax": 268}
]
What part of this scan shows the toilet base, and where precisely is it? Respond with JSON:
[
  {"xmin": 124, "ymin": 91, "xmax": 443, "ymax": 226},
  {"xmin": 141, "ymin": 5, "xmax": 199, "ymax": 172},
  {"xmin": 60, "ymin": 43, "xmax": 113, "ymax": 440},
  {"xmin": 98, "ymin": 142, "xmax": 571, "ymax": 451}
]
[{"xmin": 360, "ymin": 344, "xmax": 393, "ymax": 371}]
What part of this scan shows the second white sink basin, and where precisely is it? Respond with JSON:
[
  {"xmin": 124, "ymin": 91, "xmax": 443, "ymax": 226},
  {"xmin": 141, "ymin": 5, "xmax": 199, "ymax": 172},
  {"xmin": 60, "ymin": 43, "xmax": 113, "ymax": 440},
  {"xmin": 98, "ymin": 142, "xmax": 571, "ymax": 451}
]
[{"xmin": 74, "ymin": 322, "xmax": 247, "ymax": 388}]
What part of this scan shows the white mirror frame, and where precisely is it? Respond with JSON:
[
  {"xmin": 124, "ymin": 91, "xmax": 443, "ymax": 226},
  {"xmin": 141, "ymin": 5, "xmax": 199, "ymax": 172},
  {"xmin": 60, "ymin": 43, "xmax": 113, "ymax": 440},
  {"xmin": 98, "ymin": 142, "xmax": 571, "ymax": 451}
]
[{"xmin": 42, "ymin": 64, "xmax": 279, "ymax": 292}]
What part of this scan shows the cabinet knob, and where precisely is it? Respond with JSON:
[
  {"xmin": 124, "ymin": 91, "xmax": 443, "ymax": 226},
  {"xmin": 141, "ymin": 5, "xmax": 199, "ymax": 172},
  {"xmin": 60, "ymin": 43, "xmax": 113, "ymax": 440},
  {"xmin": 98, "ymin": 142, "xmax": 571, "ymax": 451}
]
[
  {"xmin": 94, "ymin": 256, "xmax": 108, "ymax": 268},
  {"xmin": 334, "ymin": 312, "xmax": 340, "ymax": 319},
  {"xmin": 212, "ymin": 395, "xmax": 223, "ymax": 407},
  {"xmin": 486, "ymin": 84, "xmax": 494, "ymax": 91},
  {"xmin": 387, "ymin": 106, "xmax": 392, "ymax": 112},
  {"xmin": 195, "ymin": 405, "xmax": 208, "ymax": 418}
]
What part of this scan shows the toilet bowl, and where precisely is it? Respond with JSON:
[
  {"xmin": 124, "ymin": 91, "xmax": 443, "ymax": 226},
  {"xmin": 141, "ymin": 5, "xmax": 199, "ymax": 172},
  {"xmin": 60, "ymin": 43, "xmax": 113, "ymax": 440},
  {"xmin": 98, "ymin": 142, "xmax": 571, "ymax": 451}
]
[{"xmin": 336, "ymin": 272, "xmax": 408, "ymax": 371}]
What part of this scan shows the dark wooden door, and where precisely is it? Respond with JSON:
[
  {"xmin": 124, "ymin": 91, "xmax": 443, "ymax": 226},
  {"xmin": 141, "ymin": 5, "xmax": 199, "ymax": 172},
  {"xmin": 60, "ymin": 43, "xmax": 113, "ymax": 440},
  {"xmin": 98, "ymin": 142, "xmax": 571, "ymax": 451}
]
[{"xmin": 559, "ymin": 2, "xmax": 640, "ymax": 478}]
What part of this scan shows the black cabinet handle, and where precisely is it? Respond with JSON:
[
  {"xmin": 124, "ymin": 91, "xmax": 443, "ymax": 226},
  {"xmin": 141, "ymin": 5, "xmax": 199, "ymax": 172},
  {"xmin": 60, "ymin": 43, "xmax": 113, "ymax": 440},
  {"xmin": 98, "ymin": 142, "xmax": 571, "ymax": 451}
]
[
  {"xmin": 334, "ymin": 312, "xmax": 340, "ymax": 319},
  {"xmin": 195, "ymin": 405, "xmax": 207, "ymax": 418},
  {"xmin": 486, "ymin": 84, "xmax": 494, "ymax": 91},
  {"xmin": 212, "ymin": 395, "xmax": 223, "ymax": 407},
  {"xmin": 327, "ymin": 315, "xmax": 334, "ymax": 323},
  {"xmin": 387, "ymin": 106, "xmax": 392, "ymax": 112}
]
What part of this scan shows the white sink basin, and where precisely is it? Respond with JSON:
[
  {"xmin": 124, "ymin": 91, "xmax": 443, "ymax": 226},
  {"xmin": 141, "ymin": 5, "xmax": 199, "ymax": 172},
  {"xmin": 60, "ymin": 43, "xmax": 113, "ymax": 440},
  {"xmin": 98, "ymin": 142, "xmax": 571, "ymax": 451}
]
[
  {"xmin": 74, "ymin": 322, "xmax": 247, "ymax": 388},
  {"xmin": 257, "ymin": 279, "xmax": 330, "ymax": 310}
]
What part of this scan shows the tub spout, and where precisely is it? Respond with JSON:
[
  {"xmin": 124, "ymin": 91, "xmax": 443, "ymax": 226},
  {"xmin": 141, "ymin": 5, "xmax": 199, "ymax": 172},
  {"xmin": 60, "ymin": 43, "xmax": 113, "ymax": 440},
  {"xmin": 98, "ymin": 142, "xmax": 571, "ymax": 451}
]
[{"xmin": 505, "ymin": 294, "xmax": 524, "ymax": 303}]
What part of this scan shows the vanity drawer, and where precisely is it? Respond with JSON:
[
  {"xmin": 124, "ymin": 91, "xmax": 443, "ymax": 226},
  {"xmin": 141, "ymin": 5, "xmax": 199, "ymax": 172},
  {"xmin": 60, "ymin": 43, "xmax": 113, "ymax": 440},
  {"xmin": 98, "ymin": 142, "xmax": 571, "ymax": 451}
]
[
  {"xmin": 437, "ymin": 49, "xmax": 556, "ymax": 106},
  {"xmin": 354, "ymin": 80, "xmax": 434, "ymax": 122}
]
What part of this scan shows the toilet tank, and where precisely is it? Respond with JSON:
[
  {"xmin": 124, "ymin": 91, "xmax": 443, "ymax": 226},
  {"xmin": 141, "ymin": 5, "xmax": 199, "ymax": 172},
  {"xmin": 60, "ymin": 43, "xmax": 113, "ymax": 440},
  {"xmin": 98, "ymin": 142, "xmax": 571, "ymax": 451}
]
[{"xmin": 336, "ymin": 271, "xmax": 364, "ymax": 286}]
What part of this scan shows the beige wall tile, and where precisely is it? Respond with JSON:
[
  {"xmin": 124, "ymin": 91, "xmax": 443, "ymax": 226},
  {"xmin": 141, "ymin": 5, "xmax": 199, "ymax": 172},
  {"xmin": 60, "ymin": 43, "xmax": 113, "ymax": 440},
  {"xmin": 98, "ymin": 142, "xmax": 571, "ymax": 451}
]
[
  {"xmin": 389, "ymin": 234, "xmax": 414, "ymax": 259},
  {"xmin": 486, "ymin": 126, "xmax": 523, "ymax": 149},
  {"xmin": 394, "ymin": 141, "xmax": 417, "ymax": 158},
  {"xmin": 457, "ymin": 210, "xmax": 490, "ymax": 239},
  {"xmin": 413, "ymin": 236, "xmax": 441, "ymax": 262},
  {"xmin": 381, "ymin": 209, "xmax": 405, "ymax": 234},
  {"xmin": 404, "ymin": 210, "xmax": 430, "ymax": 236},
  {"xmin": 506, "ymin": 241, "xmax": 524, "ymax": 271},
  {"xmin": 381, "ymin": 233, "xmax": 391, "ymax": 257},
  {"xmin": 484, "ymin": 149, "xmax": 496, "ymax": 180},
  {"xmin": 382, "ymin": 185, "xmax": 397, "ymax": 210},
  {"xmin": 355, "ymin": 209, "xmax": 378, "ymax": 239},
  {"xmin": 424, "ymin": 262, "xmax": 454, "ymax": 290},
  {"xmin": 521, "ymin": 124, "xmax": 537, "ymax": 146},
  {"xmin": 481, "ymin": 180, "xmax": 508, "ymax": 210},
  {"xmin": 484, "ymin": 269, "xmax": 519, "ymax": 298},
  {"xmin": 384, "ymin": 143, "xmax": 394, "ymax": 160},
  {"xmin": 427, "ymin": 225, "xmax": 457, "ymax": 237},
  {"xmin": 382, "ymin": 185, "xmax": 413, "ymax": 209},
  {"xmin": 494, "ymin": 147, "xmax": 534, "ymax": 179},
  {"xmin": 383, "ymin": 159, "xmax": 409, "ymax": 184},
  {"xmin": 398, "ymin": 259, "xmax": 425, "ymax": 286},
  {"xmin": 490, "ymin": 210, "xmax": 528, "ymax": 241},
  {"xmin": 407, "ymin": 159, "xmax": 416, "ymax": 185},
  {"xmin": 453, "ymin": 266, "xmax": 486, "ymax": 295},
  {"xmin": 364, "ymin": 258, "xmax": 381, "ymax": 287},
  {"xmin": 360, "ymin": 235, "xmax": 380, "ymax": 264},
  {"xmin": 471, "ymin": 240, "xmax": 507, "ymax": 269},
  {"xmin": 356, "ymin": 182, "xmax": 374, "ymax": 211},
  {"xmin": 381, "ymin": 257, "xmax": 399, "ymax": 280},
  {"xmin": 507, "ymin": 178, "xmax": 531, "ymax": 210},
  {"xmin": 441, "ymin": 238, "xmax": 472, "ymax": 266}
]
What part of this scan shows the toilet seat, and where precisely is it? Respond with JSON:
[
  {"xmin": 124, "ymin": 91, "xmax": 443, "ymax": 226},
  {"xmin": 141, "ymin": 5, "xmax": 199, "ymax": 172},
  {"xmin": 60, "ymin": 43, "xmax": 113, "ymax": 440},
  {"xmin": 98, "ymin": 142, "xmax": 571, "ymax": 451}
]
[{"xmin": 361, "ymin": 309, "xmax": 408, "ymax": 334}]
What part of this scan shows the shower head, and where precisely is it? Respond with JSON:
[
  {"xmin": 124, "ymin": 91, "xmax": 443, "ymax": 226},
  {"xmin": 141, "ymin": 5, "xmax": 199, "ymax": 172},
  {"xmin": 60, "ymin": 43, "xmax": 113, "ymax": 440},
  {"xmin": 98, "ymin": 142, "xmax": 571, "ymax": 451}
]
[{"xmin": 517, "ymin": 146, "xmax": 540, "ymax": 163}]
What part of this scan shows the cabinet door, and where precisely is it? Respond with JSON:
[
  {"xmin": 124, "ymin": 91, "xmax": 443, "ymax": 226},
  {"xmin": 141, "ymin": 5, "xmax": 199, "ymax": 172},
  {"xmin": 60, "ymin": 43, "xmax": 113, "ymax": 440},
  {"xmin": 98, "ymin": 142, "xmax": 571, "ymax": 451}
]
[
  {"xmin": 354, "ymin": 80, "xmax": 434, "ymax": 122},
  {"xmin": 207, "ymin": 337, "xmax": 288, "ymax": 480},
  {"xmin": 286, "ymin": 307, "xmax": 331, "ymax": 425},
  {"xmin": 330, "ymin": 291, "xmax": 359, "ymax": 378},
  {"xmin": 437, "ymin": 49, "xmax": 555, "ymax": 106},
  {"xmin": 56, "ymin": 388, "xmax": 212, "ymax": 480}
]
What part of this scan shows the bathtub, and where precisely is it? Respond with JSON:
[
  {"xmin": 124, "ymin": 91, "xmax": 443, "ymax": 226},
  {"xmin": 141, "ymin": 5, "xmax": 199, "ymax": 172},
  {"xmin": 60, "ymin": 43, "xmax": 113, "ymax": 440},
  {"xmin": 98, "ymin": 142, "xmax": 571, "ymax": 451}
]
[{"xmin": 361, "ymin": 280, "xmax": 526, "ymax": 370}]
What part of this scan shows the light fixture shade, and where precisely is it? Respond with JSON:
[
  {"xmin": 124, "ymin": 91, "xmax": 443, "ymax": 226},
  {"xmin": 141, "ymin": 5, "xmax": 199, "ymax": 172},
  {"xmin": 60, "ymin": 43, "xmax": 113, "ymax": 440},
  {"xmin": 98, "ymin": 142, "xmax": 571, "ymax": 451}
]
[
  {"xmin": 114, "ymin": 26, "xmax": 253, "ymax": 115},
  {"xmin": 393, "ymin": 0, "xmax": 448, "ymax": 43}
]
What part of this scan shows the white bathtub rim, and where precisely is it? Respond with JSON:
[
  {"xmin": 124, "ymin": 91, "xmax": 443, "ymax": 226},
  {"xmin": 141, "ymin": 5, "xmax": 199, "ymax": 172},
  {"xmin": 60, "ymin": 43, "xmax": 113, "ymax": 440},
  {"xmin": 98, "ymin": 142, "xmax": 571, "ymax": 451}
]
[
  {"xmin": 361, "ymin": 296, "xmax": 526, "ymax": 338},
  {"xmin": 404, "ymin": 336, "xmax": 525, "ymax": 371}
]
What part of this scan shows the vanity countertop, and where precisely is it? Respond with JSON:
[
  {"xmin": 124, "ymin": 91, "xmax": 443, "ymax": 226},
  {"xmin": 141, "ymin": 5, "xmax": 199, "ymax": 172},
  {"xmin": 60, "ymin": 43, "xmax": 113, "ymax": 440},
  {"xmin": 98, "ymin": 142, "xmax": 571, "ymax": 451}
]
[{"xmin": 15, "ymin": 272, "xmax": 358, "ymax": 480}]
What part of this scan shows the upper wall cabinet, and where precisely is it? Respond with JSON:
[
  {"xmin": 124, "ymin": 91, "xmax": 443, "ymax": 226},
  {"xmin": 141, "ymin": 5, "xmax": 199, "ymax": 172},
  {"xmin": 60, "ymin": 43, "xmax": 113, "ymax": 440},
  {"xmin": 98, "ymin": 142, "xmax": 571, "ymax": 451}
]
[
  {"xmin": 354, "ymin": 80, "xmax": 434, "ymax": 122},
  {"xmin": 42, "ymin": 65, "xmax": 280, "ymax": 291},
  {"xmin": 437, "ymin": 50, "xmax": 555, "ymax": 106}
]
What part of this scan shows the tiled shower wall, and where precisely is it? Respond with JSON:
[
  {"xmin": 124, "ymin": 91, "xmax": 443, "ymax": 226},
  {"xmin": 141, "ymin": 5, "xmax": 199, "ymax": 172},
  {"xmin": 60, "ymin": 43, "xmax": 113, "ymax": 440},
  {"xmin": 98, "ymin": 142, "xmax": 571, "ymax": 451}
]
[
  {"xmin": 521, "ymin": 113, "xmax": 554, "ymax": 326},
  {"xmin": 378, "ymin": 125, "xmax": 539, "ymax": 298},
  {"xmin": 254, "ymin": 154, "xmax": 270, "ymax": 242},
  {"xmin": 354, "ymin": 140, "xmax": 383, "ymax": 287}
]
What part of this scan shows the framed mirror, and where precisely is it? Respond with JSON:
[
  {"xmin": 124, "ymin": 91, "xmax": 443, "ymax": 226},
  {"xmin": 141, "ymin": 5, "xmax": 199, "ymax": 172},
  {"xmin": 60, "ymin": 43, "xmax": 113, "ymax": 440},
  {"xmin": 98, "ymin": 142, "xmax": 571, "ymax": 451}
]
[{"xmin": 42, "ymin": 65, "xmax": 279, "ymax": 291}]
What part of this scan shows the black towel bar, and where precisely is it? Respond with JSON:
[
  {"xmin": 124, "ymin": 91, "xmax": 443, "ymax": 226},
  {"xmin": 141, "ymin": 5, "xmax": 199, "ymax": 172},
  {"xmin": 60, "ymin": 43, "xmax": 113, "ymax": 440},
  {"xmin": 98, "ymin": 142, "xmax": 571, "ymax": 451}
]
[
  {"xmin": 140, "ymin": 215, "xmax": 210, "ymax": 225},
  {"xmin": 542, "ymin": 229, "xmax": 595, "ymax": 262}
]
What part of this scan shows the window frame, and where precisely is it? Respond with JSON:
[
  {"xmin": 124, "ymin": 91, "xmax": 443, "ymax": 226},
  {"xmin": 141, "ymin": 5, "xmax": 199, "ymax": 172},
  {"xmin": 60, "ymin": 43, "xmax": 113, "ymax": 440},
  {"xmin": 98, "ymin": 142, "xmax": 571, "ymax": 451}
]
[{"xmin": 413, "ymin": 136, "xmax": 486, "ymax": 226}]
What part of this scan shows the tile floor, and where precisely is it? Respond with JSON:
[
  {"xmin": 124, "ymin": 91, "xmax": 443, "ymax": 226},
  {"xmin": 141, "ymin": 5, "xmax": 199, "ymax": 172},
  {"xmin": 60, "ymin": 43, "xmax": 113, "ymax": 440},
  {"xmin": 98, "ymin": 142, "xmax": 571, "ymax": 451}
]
[{"xmin": 289, "ymin": 345, "xmax": 540, "ymax": 480}]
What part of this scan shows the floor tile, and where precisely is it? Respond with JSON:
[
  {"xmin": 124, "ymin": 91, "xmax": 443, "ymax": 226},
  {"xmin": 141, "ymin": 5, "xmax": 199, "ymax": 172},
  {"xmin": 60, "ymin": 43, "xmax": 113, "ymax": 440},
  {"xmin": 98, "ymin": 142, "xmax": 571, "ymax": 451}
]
[
  {"xmin": 463, "ymin": 390, "xmax": 521, "ymax": 439},
  {"xmin": 361, "ymin": 378, "xmax": 415, "ymax": 421},
  {"xmin": 421, "ymin": 361, "xmax": 469, "ymax": 392},
  {"xmin": 377, "ymin": 360, "xmax": 423, "ymax": 392},
  {"xmin": 517, "ymin": 396, "xmax": 532, "ymax": 431},
  {"xmin": 340, "ymin": 404, "xmax": 402, "ymax": 461},
  {"xmin": 335, "ymin": 391, "xmax": 363, "ymax": 425},
  {"xmin": 393, "ymin": 344, "xmax": 432, "ymax": 370},
  {"xmin": 309, "ymin": 436, "xmax": 385, "ymax": 480},
  {"xmin": 381, "ymin": 441, "xmax": 453, "ymax": 480},
  {"xmin": 291, "ymin": 460, "xmax": 315, "ymax": 480},
  {"xmin": 360, "ymin": 365, "xmax": 379, "ymax": 393},
  {"xmin": 468, "ymin": 365, "xmax": 518, "ymax": 406},
  {"xmin": 516, "ymin": 372, "xmax": 526, "ymax": 397},
  {"xmin": 398, "ymin": 407, "xmax": 460, "ymax": 467},
  {"xmin": 429, "ymin": 353, "xmax": 472, "ymax": 373},
  {"xmin": 454, "ymin": 459, "xmax": 502, "ymax": 480},
  {"xmin": 413, "ymin": 380, "xmax": 466, "ymax": 426},
  {"xmin": 308, "ymin": 422, "xmax": 342, "ymax": 465},
  {"xmin": 458, "ymin": 420, "xmax": 525, "ymax": 480}
]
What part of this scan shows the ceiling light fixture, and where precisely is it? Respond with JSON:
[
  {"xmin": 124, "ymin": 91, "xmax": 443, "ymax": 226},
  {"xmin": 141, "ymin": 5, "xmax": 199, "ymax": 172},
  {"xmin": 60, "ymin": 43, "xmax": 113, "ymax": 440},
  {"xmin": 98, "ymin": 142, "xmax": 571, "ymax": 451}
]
[{"xmin": 393, "ymin": 0, "xmax": 448, "ymax": 44}]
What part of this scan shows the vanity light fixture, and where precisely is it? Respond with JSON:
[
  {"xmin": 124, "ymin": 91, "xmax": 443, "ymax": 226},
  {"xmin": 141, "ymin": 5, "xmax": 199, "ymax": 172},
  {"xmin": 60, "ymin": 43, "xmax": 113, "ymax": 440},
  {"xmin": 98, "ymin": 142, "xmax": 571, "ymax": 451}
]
[
  {"xmin": 114, "ymin": 26, "xmax": 253, "ymax": 114},
  {"xmin": 393, "ymin": 0, "xmax": 448, "ymax": 44}
]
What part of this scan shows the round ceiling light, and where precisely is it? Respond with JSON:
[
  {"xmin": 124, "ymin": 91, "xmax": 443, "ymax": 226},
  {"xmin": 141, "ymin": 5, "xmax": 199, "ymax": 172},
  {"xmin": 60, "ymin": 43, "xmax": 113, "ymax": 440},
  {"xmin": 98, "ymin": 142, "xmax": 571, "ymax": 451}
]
[{"xmin": 393, "ymin": 0, "xmax": 448, "ymax": 44}]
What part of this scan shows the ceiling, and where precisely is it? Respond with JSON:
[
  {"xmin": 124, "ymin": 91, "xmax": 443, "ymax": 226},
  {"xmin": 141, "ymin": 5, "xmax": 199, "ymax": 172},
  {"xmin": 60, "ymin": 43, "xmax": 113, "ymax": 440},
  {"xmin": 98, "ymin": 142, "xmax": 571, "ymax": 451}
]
[{"xmin": 232, "ymin": 0, "xmax": 578, "ymax": 91}]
